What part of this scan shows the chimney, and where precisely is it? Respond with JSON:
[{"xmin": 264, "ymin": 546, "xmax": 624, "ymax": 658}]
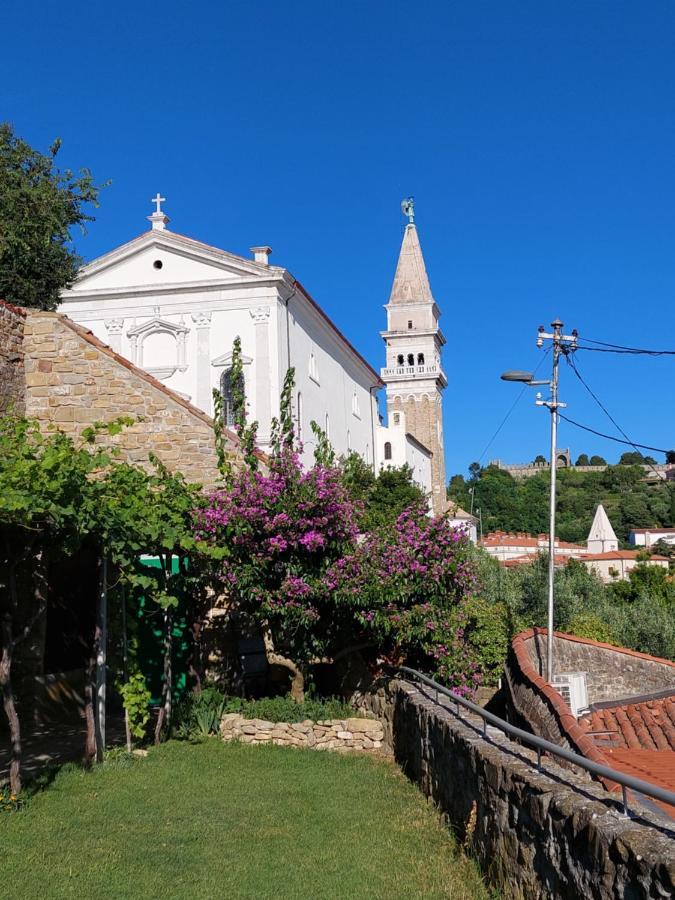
[{"xmin": 251, "ymin": 246, "xmax": 272, "ymax": 265}]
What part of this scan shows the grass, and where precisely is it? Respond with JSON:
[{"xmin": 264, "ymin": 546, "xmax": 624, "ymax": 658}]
[{"xmin": 2, "ymin": 739, "xmax": 490, "ymax": 900}]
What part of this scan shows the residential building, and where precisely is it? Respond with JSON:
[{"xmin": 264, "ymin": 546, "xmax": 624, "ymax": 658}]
[{"xmin": 630, "ymin": 527, "xmax": 675, "ymax": 548}]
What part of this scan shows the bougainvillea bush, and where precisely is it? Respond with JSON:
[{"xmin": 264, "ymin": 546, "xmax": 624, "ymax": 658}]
[
  {"xmin": 199, "ymin": 353, "xmax": 481, "ymax": 698},
  {"xmin": 198, "ymin": 450, "xmax": 481, "ymax": 697},
  {"xmin": 325, "ymin": 503, "xmax": 482, "ymax": 694},
  {"xmin": 196, "ymin": 445, "xmax": 363, "ymax": 699}
]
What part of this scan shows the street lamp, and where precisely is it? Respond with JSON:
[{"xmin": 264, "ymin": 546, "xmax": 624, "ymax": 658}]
[{"xmin": 501, "ymin": 319, "xmax": 577, "ymax": 683}]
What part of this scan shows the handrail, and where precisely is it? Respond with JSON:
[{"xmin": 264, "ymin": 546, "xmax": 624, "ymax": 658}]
[{"xmin": 393, "ymin": 665, "xmax": 675, "ymax": 818}]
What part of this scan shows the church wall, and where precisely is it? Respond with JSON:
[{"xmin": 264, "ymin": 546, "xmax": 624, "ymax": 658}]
[
  {"xmin": 283, "ymin": 293, "xmax": 378, "ymax": 468},
  {"xmin": 0, "ymin": 300, "xmax": 26, "ymax": 416}
]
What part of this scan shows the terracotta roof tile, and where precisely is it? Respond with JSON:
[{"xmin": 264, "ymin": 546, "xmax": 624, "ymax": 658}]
[{"xmin": 580, "ymin": 696, "xmax": 675, "ymax": 752}]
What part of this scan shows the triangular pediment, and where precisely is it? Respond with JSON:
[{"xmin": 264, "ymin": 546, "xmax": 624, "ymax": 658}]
[
  {"xmin": 211, "ymin": 350, "xmax": 253, "ymax": 368},
  {"xmin": 64, "ymin": 229, "xmax": 282, "ymax": 296}
]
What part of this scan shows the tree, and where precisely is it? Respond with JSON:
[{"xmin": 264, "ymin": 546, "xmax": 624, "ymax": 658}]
[
  {"xmin": 468, "ymin": 462, "xmax": 481, "ymax": 481},
  {"xmin": 575, "ymin": 454, "xmax": 590, "ymax": 466},
  {"xmin": 666, "ymin": 450, "xmax": 675, "ymax": 465},
  {"xmin": 0, "ymin": 122, "xmax": 105, "ymax": 310},
  {"xmin": 619, "ymin": 451, "xmax": 655, "ymax": 466},
  {"xmin": 533, "ymin": 455, "xmax": 547, "ymax": 465},
  {"xmin": 342, "ymin": 452, "xmax": 426, "ymax": 531},
  {"xmin": 589, "ymin": 455, "xmax": 607, "ymax": 466}
]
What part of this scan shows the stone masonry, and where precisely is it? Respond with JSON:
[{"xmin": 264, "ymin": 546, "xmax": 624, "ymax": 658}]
[
  {"xmin": 0, "ymin": 301, "xmax": 26, "ymax": 416},
  {"xmin": 363, "ymin": 679, "xmax": 675, "ymax": 900},
  {"xmin": 220, "ymin": 714, "xmax": 384, "ymax": 752},
  {"xmin": 18, "ymin": 310, "xmax": 250, "ymax": 487}
]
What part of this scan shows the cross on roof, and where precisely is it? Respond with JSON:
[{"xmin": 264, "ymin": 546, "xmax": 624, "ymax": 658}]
[{"xmin": 151, "ymin": 193, "xmax": 166, "ymax": 215}]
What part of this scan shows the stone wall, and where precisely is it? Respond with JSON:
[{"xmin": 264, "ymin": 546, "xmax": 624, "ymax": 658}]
[
  {"xmin": 0, "ymin": 300, "xmax": 26, "ymax": 415},
  {"xmin": 21, "ymin": 311, "xmax": 240, "ymax": 487},
  {"xmin": 522, "ymin": 631, "xmax": 675, "ymax": 705},
  {"xmin": 363, "ymin": 680, "xmax": 675, "ymax": 899},
  {"xmin": 220, "ymin": 714, "xmax": 384, "ymax": 751}
]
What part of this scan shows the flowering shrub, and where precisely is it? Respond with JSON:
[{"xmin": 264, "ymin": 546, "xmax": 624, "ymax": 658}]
[
  {"xmin": 196, "ymin": 446, "xmax": 363, "ymax": 699},
  {"xmin": 200, "ymin": 355, "xmax": 480, "ymax": 698},
  {"xmin": 326, "ymin": 503, "xmax": 482, "ymax": 693}
]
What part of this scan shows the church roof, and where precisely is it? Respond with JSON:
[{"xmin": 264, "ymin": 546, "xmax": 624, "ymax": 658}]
[
  {"xmin": 588, "ymin": 504, "xmax": 618, "ymax": 544},
  {"xmin": 388, "ymin": 223, "xmax": 435, "ymax": 306}
]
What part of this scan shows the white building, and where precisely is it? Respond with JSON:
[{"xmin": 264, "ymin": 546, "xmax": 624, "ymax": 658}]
[
  {"xmin": 59, "ymin": 197, "xmax": 382, "ymax": 470},
  {"xmin": 375, "ymin": 409, "xmax": 432, "ymax": 495},
  {"xmin": 629, "ymin": 527, "xmax": 675, "ymax": 548}
]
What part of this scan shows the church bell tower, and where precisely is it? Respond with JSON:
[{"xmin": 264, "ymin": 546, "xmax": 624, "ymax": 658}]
[{"xmin": 381, "ymin": 200, "xmax": 448, "ymax": 514}]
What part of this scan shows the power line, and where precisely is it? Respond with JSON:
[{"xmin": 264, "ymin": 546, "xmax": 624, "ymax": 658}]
[
  {"xmin": 557, "ymin": 412, "xmax": 669, "ymax": 455},
  {"xmin": 476, "ymin": 348, "xmax": 551, "ymax": 464},
  {"xmin": 564, "ymin": 355, "xmax": 669, "ymax": 469},
  {"xmin": 576, "ymin": 337, "xmax": 675, "ymax": 356}
]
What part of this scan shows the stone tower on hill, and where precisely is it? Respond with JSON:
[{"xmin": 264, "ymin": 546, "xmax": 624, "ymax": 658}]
[{"xmin": 380, "ymin": 210, "xmax": 448, "ymax": 514}]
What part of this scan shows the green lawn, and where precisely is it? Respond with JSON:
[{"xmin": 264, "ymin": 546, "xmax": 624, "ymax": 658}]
[{"xmin": 2, "ymin": 740, "xmax": 490, "ymax": 899}]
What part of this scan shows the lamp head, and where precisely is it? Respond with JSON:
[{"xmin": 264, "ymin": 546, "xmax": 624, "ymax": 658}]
[{"xmin": 501, "ymin": 370, "xmax": 534, "ymax": 383}]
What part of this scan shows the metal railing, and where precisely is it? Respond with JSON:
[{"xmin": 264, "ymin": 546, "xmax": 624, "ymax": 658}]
[{"xmin": 394, "ymin": 666, "xmax": 675, "ymax": 819}]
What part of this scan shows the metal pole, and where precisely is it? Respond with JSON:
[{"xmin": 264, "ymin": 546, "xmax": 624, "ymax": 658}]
[
  {"xmin": 96, "ymin": 555, "xmax": 108, "ymax": 760},
  {"xmin": 546, "ymin": 324, "xmax": 561, "ymax": 684}
]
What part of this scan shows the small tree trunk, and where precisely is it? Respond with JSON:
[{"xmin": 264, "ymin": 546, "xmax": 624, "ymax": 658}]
[
  {"xmin": 262, "ymin": 629, "xmax": 305, "ymax": 702},
  {"xmin": 83, "ymin": 629, "xmax": 97, "ymax": 764},
  {"xmin": 154, "ymin": 609, "xmax": 173, "ymax": 744},
  {"xmin": 1, "ymin": 613, "xmax": 21, "ymax": 795}
]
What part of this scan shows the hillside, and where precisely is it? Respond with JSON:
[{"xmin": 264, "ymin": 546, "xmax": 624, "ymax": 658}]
[{"xmin": 448, "ymin": 464, "xmax": 675, "ymax": 545}]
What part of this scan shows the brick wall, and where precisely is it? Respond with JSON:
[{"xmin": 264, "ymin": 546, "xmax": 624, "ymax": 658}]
[
  {"xmin": 0, "ymin": 301, "xmax": 26, "ymax": 415},
  {"xmin": 21, "ymin": 311, "xmax": 241, "ymax": 487}
]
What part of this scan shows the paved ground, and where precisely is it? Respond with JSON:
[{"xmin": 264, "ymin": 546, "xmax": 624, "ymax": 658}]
[{"xmin": 0, "ymin": 717, "xmax": 126, "ymax": 785}]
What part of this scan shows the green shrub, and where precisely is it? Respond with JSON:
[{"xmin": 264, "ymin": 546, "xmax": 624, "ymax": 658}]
[
  {"xmin": 566, "ymin": 612, "xmax": 618, "ymax": 646},
  {"xmin": 174, "ymin": 686, "xmax": 228, "ymax": 737},
  {"xmin": 119, "ymin": 673, "xmax": 152, "ymax": 741}
]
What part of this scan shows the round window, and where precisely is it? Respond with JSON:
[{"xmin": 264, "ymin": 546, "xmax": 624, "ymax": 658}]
[{"xmin": 153, "ymin": 259, "xmax": 163, "ymax": 269}]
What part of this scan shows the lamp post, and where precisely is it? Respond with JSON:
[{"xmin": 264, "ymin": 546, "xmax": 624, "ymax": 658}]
[{"xmin": 501, "ymin": 319, "xmax": 577, "ymax": 682}]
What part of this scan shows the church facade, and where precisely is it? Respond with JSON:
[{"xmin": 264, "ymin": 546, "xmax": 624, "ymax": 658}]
[{"xmin": 59, "ymin": 198, "xmax": 449, "ymax": 511}]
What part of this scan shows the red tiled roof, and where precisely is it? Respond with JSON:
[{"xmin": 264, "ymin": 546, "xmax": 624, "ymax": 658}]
[
  {"xmin": 602, "ymin": 750, "xmax": 675, "ymax": 817},
  {"xmin": 481, "ymin": 530, "xmax": 585, "ymax": 550},
  {"xmin": 511, "ymin": 629, "xmax": 675, "ymax": 815},
  {"xmin": 580, "ymin": 696, "xmax": 675, "ymax": 751},
  {"xmin": 583, "ymin": 550, "xmax": 670, "ymax": 561},
  {"xmin": 631, "ymin": 527, "xmax": 675, "ymax": 534}
]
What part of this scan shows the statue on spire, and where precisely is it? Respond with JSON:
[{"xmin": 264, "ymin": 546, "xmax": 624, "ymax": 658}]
[{"xmin": 401, "ymin": 196, "xmax": 415, "ymax": 225}]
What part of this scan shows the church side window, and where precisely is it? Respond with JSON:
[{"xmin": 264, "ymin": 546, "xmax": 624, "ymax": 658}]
[
  {"xmin": 221, "ymin": 367, "xmax": 244, "ymax": 428},
  {"xmin": 384, "ymin": 441, "xmax": 392, "ymax": 461},
  {"xmin": 352, "ymin": 391, "xmax": 361, "ymax": 419},
  {"xmin": 309, "ymin": 352, "xmax": 319, "ymax": 384},
  {"xmin": 325, "ymin": 412, "xmax": 330, "ymax": 439}
]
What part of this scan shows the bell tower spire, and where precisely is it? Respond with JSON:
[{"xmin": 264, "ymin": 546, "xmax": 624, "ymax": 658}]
[{"xmin": 381, "ymin": 201, "xmax": 448, "ymax": 514}]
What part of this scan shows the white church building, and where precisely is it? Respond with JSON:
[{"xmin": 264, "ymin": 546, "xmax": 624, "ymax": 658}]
[{"xmin": 59, "ymin": 196, "xmax": 454, "ymax": 513}]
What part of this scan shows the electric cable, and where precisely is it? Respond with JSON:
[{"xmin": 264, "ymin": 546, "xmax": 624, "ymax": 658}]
[
  {"xmin": 563, "ymin": 355, "xmax": 668, "ymax": 474},
  {"xmin": 575, "ymin": 337, "xmax": 675, "ymax": 356},
  {"xmin": 475, "ymin": 347, "xmax": 551, "ymax": 464},
  {"xmin": 556, "ymin": 412, "xmax": 669, "ymax": 455}
]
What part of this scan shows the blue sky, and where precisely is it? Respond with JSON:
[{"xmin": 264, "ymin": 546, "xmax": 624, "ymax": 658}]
[{"xmin": 3, "ymin": 1, "xmax": 674, "ymax": 476}]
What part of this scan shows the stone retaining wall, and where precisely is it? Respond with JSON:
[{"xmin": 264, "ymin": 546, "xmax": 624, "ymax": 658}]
[
  {"xmin": 520, "ymin": 629, "xmax": 675, "ymax": 705},
  {"xmin": 220, "ymin": 714, "xmax": 384, "ymax": 751},
  {"xmin": 362, "ymin": 680, "xmax": 675, "ymax": 899}
]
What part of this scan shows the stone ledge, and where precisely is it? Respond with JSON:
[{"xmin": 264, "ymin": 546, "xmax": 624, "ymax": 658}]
[{"xmin": 220, "ymin": 714, "xmax": 385, "ymax": 752}]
